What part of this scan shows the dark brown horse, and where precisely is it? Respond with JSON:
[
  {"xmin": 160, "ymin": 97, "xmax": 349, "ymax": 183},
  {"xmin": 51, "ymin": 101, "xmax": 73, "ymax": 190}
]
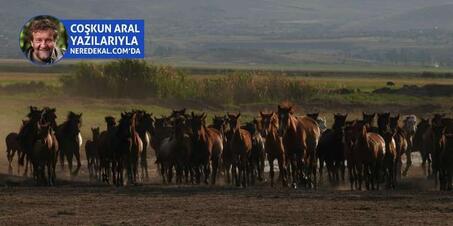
[
  {"xmin": 227, "ymin": 113, "xmax": 252, "ymax": 187},
  {"xmin": 377, "ymin": 112, "xmax": 390, "ymax": 135},
  {"xmin": 85, "ymin": 127, "xmax": 100, "ymax": 180},
  {"xmin": 440, "ymin": 130, "xmax": 453, "ymax": 190},
  {"xmin": 56, "ymin": 112, "xmax": 83, "ymax": 177},
  {"xmin": 413, "ymin": 118, "xmax": 431, "ymax": 175},
  {"xmin": 18, "ymin": 106, "xmax": 43, "ymax": 177},
  {"xmin": 260, "ymin": 112, "xmax": 287, "ymax": 187},
  {"xmin": 190, "ymin": 112, "xmax": 223, "ymax": 184},
  {"xmin": 5, "ymin": 129, "xmax": 23, "ymax": 174},
  {"xmin": 151, "ymin": 116, "xmax": 173, "ymax": 164},
  {"xmin": 134, "ymin": 110, "xmax": 153, "ymax": 181},
  {"xmin": 32, "ymin": 122, "xmax": 59, "ymax": 186},
  {"xmin": 317, "ymin": 113, "xmax": 347, "ymax": 185},
  {"xmin": 173, "ymin": 115, "xmax": 193, "ymax": 183},
  {"xmin": 278, "ymin": 105, "xmax": 320, "ymax": 189},
  {"xmin": 243, "ymin": 119, "xmax": 266, "ymax": 185},
  {"xmin": 210, "ymin": 115, "xmax": 232, "ymax": 184},
  {"xmin": 344, "ymin": 121, "xmax": 359, "ymax": 190},
  {"xmin": 430, "ymin": 114, "xmax": 447, "ymax": 187},
  {"xmin": 435, "ymin": 117, "xmax": 453, "ymax": 190},
  {"xmin": 97, "ymin": 116, "xmax": 117, "ymax": 183}
]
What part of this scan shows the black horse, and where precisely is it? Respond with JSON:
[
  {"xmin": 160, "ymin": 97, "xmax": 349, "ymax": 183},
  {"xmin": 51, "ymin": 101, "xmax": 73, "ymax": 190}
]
[{"xmin": 56, "ymin": 112, "xmax": 83, "ymax": 177}]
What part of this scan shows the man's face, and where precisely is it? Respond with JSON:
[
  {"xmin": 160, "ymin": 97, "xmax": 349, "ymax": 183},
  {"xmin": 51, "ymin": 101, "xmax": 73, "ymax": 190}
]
[{"xmin": 30, "ymin": 29, "xmax": 56, "ymax": 62}]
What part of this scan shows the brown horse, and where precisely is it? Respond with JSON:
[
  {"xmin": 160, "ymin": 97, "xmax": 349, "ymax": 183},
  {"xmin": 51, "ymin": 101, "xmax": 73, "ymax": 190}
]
[
  {"xmin": 389, "ymin": 114, "xmax": 408, "ymax": 181},
  {"xmin": 381, "ymin": 130, "xmax": 397, "ymax": 189},
  {"xmin": 210, "ymin": 115, "xmax": 233, "ymax": 184},
  {"xmin": 277, "ymin": 105, "xmax": 320, "ymax": 188},
  {"xmin": 129, "ymin": 112, "xmax": 144, "ymax": 184},
  {"xmin": 5, "ymin": 130, "xmax": 22, "ymax": 174},
  {"xmin": 352, "ymin": 121, "xmax": 386, "ymax": 190},
  {"xmin": 260, "ymin": 112, "xmax": 287, "ymax": 187},
  {"xmin": 85, "ymin": 127, "xmax": 100, "ymax": 180},
  {"xmin": 227, "ymin": 113, "xmax": 252, "ymax": 187},
  {"xmin": 113, "ymin": 112, "xmax": 143, "ymax": 186},
  {"xmin": 56, "ymin": 112, "xmax": 83, "ymax": 177},
  {"xmin": 190, "ymin": 112, "xmax": 223, "ymax": 184}
]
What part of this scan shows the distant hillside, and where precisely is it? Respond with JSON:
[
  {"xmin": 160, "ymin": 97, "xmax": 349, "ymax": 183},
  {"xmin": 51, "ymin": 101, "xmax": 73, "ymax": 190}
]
[
  {"xmin": 351, "ymin": 4, "xmax": 453, "ymax": 31},
  {"xmin": 2, "ymin": 0, "xmax": 453, "ymax": 67}
]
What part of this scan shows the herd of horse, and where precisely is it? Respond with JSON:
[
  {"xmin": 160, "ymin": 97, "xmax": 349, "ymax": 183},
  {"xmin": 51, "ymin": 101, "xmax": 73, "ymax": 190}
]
[{"xmin": 4, "ymin": 105, "xmax": 453, "ymax": 191}]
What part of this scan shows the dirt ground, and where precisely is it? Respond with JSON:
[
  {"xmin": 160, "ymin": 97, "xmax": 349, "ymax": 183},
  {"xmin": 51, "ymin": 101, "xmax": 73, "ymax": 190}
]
[{"xmin": 1, "ymin": 157, "xmax": 453, "ymax": 226}]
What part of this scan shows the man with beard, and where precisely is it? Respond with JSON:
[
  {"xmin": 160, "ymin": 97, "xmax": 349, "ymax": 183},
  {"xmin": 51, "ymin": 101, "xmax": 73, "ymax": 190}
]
[{"xmin": 25, "ymin": 18, "xmax": 64, "ymax": 65}]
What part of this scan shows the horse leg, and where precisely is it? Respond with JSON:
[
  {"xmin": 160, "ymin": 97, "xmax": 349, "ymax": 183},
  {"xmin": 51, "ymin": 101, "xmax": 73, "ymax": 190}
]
[
  {"xmin": 47, "ymin": 161, "xmax": 52, "ymax": 186},
  {"xmin": 403, "ymin": 150, "xmax": 412, "ymax": 176},
  {"xmin": 241, "ymin": 159, "xmax": 247, "ymax": 188},
  {"xmin": 140, "ymin": 149, "xmax": 148, "ymax": 180},
  {"xmin": 7, "ymin": 147, "xmax": 13, "ymax": 174},
  {"xmin": 224, "ymin": 162, "xmax": 231, "ymax": 185},
  {"xmin": 249, "ymin": 159, "xmax": 255, "ymax": 186},
  {"xmin": 357, "ymin": 164, "xmax": 363, "ymax": 191},
  {"xmin": 73, "ymin": 149, "xmax": 82, "ymax": 176},
  {"xmin": 211, "ymin": 157, "xmax": 219, "ymax": 185},
  {"xmin": 66, "ymin": 154, "xmax": 73, "ymax": 178},
  {"xmin": 348, "ymin": 162, "xmax": 354, "ymax": 190},
  {"xmin": 259, "ymin": 153, "xmax": 265, "ymax": 182},
  {"xmin": 269, "ymin": 158, "xmax": 275, "ymax": 187},
  {"xmin": 319, "ymin": 158, "xmax": 324, "ymax": 185},
  {"xmin": 59, "ymin": 149, "xmax": 65, "ymax": 171},
  {"xmin": 312, "ymin": 158, "xmax": 317, "ymax": 189},
  {"xmin": 24, "ymin": 156, "xmax": 30, "ymax": 177}
]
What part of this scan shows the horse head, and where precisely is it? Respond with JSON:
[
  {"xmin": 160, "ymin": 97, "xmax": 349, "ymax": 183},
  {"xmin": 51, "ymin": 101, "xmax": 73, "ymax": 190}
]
[
  {"xmin": 91, "ymin": 127, "xmax": 100, "ymax": 141},
  {"xmin": 277, "ymin": 104, "xmax": 294, "ymax": 137},
  {"xmin": 377, "ymin": 112, "xmax": 390, "ymax": 133},
  {"xmin": 389, "ymin": 114, "xmax": 400, "ymax": 131},
  {"xmin": 333, "ymin": 113, "xmax": 348, "ymax": 131},
  {"xmin": 42, "ymin": 107, "xmax": 58, "ymax": 130},
  {"xmin": 306, "ymin": 112, "xmax": 319, "ymax": 121},
  {"xmin": 260, "ymin": 111, "xmax": 277, "ymax": 137},
  {"xmin": 105, "ymin": 116, "xmax": 117, "ymax": 130},
  {"xmin": 227, "ymin": 112, "xmax": 241, "ymax": 133},
  {"xmin": 362, "ymin": 112, "xmax": 376, "ymax": 127},
  {"xmin": 190, "ymin": 112, "xmax": 207, "ymax": 139},
  {"xmin": 118, "ymin": 112, "xmax": 133, "ymax": 138},
  {"xmin": 212, "ymin": 115, "xmax": 228, "ymax": 134},
  {"xmin": 67, "ymin": 111, "xmax": 82, "ymax": 135}
]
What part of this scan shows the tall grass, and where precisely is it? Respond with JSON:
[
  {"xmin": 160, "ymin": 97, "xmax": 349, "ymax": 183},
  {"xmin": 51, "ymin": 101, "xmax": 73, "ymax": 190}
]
[{"xmin": 60, "ymin": 60, "xmax": 317, "ymax": 105}]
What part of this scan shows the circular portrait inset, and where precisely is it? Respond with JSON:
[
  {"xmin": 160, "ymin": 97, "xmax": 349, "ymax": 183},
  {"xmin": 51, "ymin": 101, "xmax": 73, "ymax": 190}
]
[{"xmin": 20, "ymin": 15, "xmax": 68, "ymax": 65}]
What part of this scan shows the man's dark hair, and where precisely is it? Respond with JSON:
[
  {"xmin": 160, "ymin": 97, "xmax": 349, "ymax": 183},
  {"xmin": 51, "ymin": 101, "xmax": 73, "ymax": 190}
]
[{"xmin": 28, "ymin": 18, "xmax": 58, "ymax": 41}]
